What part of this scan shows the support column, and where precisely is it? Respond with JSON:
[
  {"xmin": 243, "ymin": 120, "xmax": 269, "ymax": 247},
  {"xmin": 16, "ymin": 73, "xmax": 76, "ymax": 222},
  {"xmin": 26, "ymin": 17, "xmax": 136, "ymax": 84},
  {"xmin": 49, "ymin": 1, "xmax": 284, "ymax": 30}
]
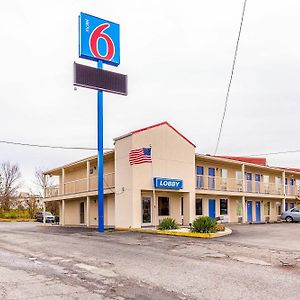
[
  {"xmin": 183, "ymin": 193, "xmax": 195, "ymax": 226},
  {"xmin": 86, "ymin": 196, "xmax": 90, "ymax": 227},
  {"xmin": 43, "ymin": 201, "xmax": 46, "ymax": 224},
  {"xmin": 61, "ymin": 199, "xmax": 65, "ymax": 226},
  {"xmin": 62, "ymin": 168, "xmax": 65, "ymax": 195},
  {"xmin": 242, "ymin": 196, "xmax": 246, "ymax": 223},
  {"xmin": 282, "ymin": 171, "xmax": 286, "ymax": 213},
  {"xmin": 86, "ymin": 160, "xmax": 90, "ymax": 192},
  {"xmin": 241, "ymin": 164, "xmax": 246, "ymax": 192}
]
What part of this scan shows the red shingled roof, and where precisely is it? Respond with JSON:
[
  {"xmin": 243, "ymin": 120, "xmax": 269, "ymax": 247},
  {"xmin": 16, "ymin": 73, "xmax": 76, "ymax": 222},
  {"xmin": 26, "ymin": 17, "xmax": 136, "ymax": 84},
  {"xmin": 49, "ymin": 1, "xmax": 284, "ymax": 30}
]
[
  {"xmin": 216, "ymin": 156, "xmax": 267, "ymax": 166},
  {"xmin": 131, "ymin": 121, "xmax": 196, "ymax": 148},
  {"xmin": 278, "ymin": 167, "xmax": 300, "ymax": 173}
]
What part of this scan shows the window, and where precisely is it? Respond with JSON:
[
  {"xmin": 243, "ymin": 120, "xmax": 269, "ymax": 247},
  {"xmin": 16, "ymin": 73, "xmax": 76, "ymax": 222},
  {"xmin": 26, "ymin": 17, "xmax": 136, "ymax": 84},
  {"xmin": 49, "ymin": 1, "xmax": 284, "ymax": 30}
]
[
  {"xmin": 195, "ymin": 198, "xmax": 202, "ymax": 215},
  {"xmin": 277, "ymin": 204, "xmax": 281, "ymax": 215},
  {"xmin": 208, "ymin": 168, "xmax": 215, "ymax": 189},
  {"xmin": 181, "ymin": 197, "xmax": 184, "ymax": 216},
  {"xmin": 220, "ymin": 199, "xmax": 228, "ymax": 215},
  {"xmin": 221, "ymin": 169, "xmax": 228, "ymax": 190},
  {"xmin": 221, "ymin": 169, "xmax": 228, "ymax": 178},
  {"xmin": 254, "ymin": 174, "xmax": 261, "ymax": 193},
  {"xmin": 263, "ymin": 175, "xmax": 269, "ymax": 184},
  {"xmin": 236, "ymin": 171, "xmax": 243, "ymax": 191},
  {"xmin": 263, "ymin": 175, "xmax": 269, "ymax": 193},
  {"xmin": 292, "ymin": 208, "xmax": 300, "ymax": 213},
  {"xmin": 196, "ymin": 166, "xmax": 204, "ymax": 188},
  {"xmin": 275, "ymin": 177, "xmax": 281, "ymax": 193},
  {"xmin": 246, "ymin": 173, "xmax": 252, "ymax": 192},
  {"xmin": 236, "ymin": 200, "xmax": 242, "ymax": 216},
  {"xmin": 158, "ymin": 197, "xmax": 169, "ymax": 216},
  {"xmin": 264, "ymin": 202, "xmax": 270, "ymax": 215}
]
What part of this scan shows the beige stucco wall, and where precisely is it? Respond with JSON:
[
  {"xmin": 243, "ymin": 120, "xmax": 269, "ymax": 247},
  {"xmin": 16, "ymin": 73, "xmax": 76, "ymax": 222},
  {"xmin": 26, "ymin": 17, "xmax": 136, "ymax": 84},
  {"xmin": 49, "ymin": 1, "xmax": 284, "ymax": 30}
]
[
  {"xmin": 115, "ymin": 124, "xmax": 195, "ymax": 228},
  {"xmin": 64, "ymin": 199, "xmax": 82, "ymax": 225}
]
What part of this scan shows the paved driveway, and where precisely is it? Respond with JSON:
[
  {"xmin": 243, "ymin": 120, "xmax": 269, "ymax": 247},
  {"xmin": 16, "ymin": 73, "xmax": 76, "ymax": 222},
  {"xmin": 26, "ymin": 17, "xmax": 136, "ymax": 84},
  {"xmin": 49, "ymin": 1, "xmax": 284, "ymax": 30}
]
[
  {"xmin": 220, "ymin": 222, "xmax": 299, "ymax": 251},
  {"xmin": 1, "ymin": 222, "xmax": 300, "ymax": 300}
]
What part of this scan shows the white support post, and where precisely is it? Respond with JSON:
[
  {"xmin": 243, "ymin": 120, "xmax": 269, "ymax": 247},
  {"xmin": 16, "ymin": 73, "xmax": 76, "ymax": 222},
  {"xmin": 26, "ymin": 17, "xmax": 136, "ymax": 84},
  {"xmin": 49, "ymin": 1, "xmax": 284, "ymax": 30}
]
[
  {"xmin": 43, "ymin": 201, "xmax": 46, "ymax": 225},
  {"xmin": 87, "ymin": 196, "xmax": 90, "ymax": 227},
  {"xmin": 282, "ymin": 171, "xmax": 286, "ymax": 213},
  {"xmin": 87, "ymin": 160, "xmax": 90, "ymax": 192},
  {"xmin": 241, "ymin": 164, "xmax": 246, "ymax": 192},
  {"xmin": 61, "ymin": 199, "xmax": 65, "ymax": 226},
  {"xmin": 62, "ymin": 168, "xmax": 65, "ymax": 195},
  {"xmin": 242, "ymin": 196, "xmax": 246, "ymax": 223}
]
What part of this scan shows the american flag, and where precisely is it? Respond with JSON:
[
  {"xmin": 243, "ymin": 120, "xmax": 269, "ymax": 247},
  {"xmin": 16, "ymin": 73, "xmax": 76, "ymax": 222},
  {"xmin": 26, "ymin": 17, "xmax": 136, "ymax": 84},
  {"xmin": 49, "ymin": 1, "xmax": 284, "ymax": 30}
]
[{"xmin": 129, "ymin": 148, "xmax": 152, "ymax": 165}]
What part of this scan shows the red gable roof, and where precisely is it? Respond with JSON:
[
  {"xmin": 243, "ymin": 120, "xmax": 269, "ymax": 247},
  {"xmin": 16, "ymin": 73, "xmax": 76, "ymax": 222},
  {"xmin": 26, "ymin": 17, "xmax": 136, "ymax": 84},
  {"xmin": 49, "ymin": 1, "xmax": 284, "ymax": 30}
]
[
  {"xmin": 277, "ymin": 167, "xmax": 300, "ymax": 174},
  {"xmin": 216, "ymin": 156, "xmax": 267, "ymax": 166},
  {"xmin": 287, "ymin": 168, "xmax": 300, "ymax": 173},
  {"xmin": 131, "ymin": 121, "xmax": 196, "ymax": 148}
]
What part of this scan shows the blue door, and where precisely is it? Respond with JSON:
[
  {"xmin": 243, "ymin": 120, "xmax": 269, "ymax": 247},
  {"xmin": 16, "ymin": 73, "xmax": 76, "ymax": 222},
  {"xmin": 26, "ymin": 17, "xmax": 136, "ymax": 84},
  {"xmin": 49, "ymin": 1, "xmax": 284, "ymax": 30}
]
[
  {"xmin": 247, "ymin": 201, "xmax": 252, "ymax": 222},
  {"xmin": 290, "ymin": 203, "xmax": 295, "ymax": 209},
  {"xmin": 209, "ymin": 199, "xmax": 215, "ymax": 219},
  {"xmin": 255, "ymin": 201, "xmax": 261, "ymax": 222},
  {"xmin": 208, "ymin": 168, "xmax": 215, "ymax": 189}
]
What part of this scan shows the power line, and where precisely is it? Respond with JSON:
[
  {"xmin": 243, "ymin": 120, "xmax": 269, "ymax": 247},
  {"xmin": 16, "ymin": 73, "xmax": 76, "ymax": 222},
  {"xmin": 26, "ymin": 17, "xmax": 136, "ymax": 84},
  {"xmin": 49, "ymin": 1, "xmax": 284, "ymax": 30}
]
[
  {"xmin": 214, "ymin": 0, "xmax": 247, "ymax": 155},
  {"xmin": 246, "ymin": 149, "xmax": 300, "ymax": 157},
  {"xmin": 0, "ymin": 139, "xmax": 113, "ymax": 151}
]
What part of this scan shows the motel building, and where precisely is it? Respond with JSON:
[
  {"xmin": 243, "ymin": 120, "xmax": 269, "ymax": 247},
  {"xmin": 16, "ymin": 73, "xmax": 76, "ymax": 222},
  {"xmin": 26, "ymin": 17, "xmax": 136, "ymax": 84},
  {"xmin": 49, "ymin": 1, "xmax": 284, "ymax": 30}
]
[{"xmin": 44, "ymin": 122, "xmax": 300, "ymax": 228}]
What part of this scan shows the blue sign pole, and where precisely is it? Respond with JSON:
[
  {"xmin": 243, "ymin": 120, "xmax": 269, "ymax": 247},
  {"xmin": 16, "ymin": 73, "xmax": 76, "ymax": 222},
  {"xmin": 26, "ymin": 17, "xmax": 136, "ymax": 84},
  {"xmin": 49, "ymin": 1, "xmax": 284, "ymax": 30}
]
[
  {"xmin": 78, "ymin": 12, "xmax": 124, "ymax": 233},
  {"xmin": 97, "ymin": 60, "xmax": 104, "ymax": 232}
]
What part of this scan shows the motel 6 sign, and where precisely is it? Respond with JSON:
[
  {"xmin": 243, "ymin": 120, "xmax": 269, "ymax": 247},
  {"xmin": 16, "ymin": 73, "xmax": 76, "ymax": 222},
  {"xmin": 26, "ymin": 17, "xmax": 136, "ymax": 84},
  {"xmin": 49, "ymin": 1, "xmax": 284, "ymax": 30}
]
[
  {"xmin": 79, "ymin": 12, "xmax": 120, "ymax": 66},
  {"xmin": 75, "ymin": 12, "xmax": 127, "ymax": 233}
]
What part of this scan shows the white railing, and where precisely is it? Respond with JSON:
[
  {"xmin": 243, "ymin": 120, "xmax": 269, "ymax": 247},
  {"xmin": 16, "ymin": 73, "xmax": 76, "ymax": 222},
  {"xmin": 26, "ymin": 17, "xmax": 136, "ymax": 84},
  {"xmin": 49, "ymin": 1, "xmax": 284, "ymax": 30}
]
[
  {"xmin": 45, "ymin": 185, "xmax": 60, "ymax": 197},
  {"xmin": 196, "ymin": 175, "xmax": 286, "ymax": 195},
  {"xmin": 196, "ymin": 175, "xmax": 243, "ymax": 192},
  {"xmin": 45, "ymin": 173, "xmax": 115, "ymax": 197}
]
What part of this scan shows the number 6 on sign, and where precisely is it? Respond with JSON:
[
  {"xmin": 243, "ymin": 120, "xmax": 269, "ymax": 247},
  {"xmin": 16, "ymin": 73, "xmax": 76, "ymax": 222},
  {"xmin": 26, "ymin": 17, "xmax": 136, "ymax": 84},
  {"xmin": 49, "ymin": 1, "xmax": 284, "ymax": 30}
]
[
  {"xmin": 89, "ymin": 23, "xmax": 115, "ymax": 61},
  {"xmin": 79, "ymin": 13, "xmax": 120, "ymax": 66}
]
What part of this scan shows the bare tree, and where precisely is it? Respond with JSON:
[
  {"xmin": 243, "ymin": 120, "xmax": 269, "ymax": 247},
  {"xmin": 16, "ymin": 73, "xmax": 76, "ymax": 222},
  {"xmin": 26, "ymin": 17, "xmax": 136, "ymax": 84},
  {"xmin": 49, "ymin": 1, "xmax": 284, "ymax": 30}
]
[
  {"xmin": 26, "ymin": 193, "xmax": 40, "ymax": 219},
  {"xmin": 0, "ymin": 162, "xmax": 22, "ymax": 211},
  {"xmin": 34, "ymin": 167, "xmax": 54, "ymax": 197},
  {"xmin": 34, "ymin": 168, "xmax": 58, "ymax": 215}
]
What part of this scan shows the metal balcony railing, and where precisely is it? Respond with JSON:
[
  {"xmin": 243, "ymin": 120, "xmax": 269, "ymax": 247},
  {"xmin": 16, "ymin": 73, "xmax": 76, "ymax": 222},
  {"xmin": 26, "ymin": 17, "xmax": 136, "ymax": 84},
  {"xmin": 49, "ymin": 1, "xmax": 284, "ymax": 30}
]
[
  {"xmin": 195, "ymin": 175, "xmax": 291, "ymax": 196},
  {"xmin": 45, "ymin": 173, "xmax": 115, "ymax": 197}
]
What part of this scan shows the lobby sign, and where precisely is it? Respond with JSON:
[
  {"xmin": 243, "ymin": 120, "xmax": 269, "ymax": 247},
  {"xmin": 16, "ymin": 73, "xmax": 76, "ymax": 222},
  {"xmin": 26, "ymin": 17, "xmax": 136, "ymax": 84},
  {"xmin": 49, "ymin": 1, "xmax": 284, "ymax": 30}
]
[
  {"xmin": 79, "ymin": 12, "xmax": 120, "ymax": 66},
  {"xmin": 154, "ymin": 177, "xmax": 183, "ymax": 190}
]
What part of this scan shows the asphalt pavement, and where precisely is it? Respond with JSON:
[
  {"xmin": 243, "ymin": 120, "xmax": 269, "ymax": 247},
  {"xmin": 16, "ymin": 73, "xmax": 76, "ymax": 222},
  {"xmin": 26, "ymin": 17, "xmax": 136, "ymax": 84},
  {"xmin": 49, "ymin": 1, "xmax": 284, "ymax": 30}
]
[{"xmin": 0, "ymin": 222, "xmax": 300, "ymax": 299}]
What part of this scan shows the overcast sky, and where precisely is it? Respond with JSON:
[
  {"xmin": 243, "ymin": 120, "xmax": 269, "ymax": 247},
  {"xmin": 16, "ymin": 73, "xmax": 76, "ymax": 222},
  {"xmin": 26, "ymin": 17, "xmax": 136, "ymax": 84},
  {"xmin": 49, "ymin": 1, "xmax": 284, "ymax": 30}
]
[{"xmin": 0, "ymin": 0, "xmax": 299, "ymax": 192}]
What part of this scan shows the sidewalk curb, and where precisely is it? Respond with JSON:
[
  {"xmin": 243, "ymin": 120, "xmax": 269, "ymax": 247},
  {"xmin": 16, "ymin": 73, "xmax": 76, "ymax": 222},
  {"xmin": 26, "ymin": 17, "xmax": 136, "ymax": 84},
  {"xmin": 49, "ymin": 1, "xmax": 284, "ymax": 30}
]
[{"xmin": 115, "ymin": 227, "xmax": 232, "ymax": 238}]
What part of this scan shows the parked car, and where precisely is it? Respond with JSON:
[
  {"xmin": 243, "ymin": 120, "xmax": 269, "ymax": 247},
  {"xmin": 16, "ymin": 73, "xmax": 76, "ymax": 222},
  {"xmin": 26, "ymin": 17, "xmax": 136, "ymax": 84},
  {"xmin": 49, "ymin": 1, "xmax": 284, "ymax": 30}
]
[
  {"xmin": 35, "ymin": 211, "xmax": 55, "ymax": 223},
  {"xmin": 281, "ymin": 208, "xmax": 300, "ymax": 223}
]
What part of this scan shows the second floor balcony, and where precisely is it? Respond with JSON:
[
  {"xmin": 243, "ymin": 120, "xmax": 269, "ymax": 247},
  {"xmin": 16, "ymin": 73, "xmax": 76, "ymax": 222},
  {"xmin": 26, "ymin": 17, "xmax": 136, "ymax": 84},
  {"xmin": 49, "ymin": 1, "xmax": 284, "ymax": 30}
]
[
  {"xmin": 195, "ymin": 175, "xmax": 299, "ymax": 196},
  {"xmin": 45, "ymin": 173, "xmax": 115, "ymax": 198}
]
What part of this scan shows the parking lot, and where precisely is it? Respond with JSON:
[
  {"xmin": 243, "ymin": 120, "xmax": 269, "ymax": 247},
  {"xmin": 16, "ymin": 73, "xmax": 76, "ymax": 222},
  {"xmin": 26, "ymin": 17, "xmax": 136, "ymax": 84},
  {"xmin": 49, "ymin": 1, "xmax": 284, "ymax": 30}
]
[{"xmin": 1, "ymin": 222, "xmax": 300, "ymax": 299}]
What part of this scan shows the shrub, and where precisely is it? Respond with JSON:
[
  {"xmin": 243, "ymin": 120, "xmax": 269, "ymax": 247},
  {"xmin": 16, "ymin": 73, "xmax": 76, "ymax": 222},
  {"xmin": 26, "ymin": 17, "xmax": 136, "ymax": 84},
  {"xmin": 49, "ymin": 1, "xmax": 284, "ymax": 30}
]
[
  {"xmin": 0, "ymin": 209, "xmax": 31, "ymax": 219},
  {"xmin": 191, "ymin": 216, "xmax": 217, "ymax": 233},
  {"xmin": 215, "ymin": 223, "xmax": 225, "ymax": 232},
  {"xmin": 158, "ymin": 218, "xmax": 179, "ymax": 230}
]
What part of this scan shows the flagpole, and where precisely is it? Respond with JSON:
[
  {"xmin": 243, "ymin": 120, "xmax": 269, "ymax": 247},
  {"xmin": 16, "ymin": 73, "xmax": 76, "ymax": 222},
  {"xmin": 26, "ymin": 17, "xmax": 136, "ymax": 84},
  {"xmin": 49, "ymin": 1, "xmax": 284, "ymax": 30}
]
[{"xmin": 150, "ymin": 145, "xmax": 156, "ymax": 226}]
